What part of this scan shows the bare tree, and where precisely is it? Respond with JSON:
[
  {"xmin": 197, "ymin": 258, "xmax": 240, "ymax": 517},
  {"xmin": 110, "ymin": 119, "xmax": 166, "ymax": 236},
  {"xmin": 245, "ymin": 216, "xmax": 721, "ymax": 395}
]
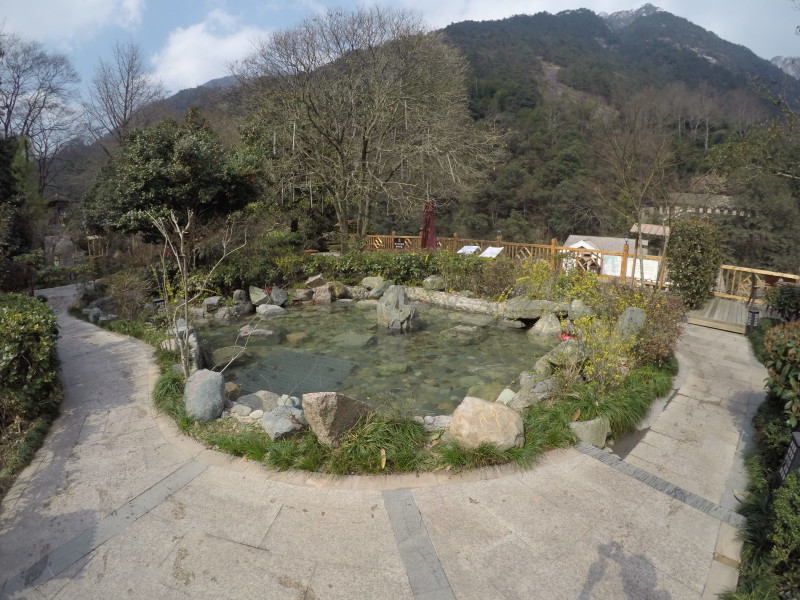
[
  {"xmin": 83, "ymin": 41, "xmax": 164, "ymax": 155},
  {"xmin": 592, "ymin": 94, "xmax": 678, "ymax": 284},
  {"xmin": 27, "ymin": 101, "xmax": 83, "ymax": 196},
  {"xmin": 234, "ymin": 6, "xmax": 503, "ymax": 249},
  {"xmin": 0, "ymin": 33, "xmax": 79, "ymax": 141}
]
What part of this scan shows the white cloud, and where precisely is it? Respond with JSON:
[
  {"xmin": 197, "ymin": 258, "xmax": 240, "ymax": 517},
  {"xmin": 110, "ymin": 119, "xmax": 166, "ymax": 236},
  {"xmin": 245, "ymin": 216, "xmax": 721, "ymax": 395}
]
[
  {"xmin": 2, "ymin": 0, "xmax": 143, "ymax": 41},
  {"xmin": 151, "ymin": 9, "xmax": 269, "ymax": 92}
]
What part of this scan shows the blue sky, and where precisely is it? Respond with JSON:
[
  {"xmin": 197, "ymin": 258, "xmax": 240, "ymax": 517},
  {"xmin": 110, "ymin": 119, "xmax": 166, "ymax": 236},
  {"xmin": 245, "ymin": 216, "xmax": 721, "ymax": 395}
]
[{"xmin": 4, "ymin": 0, "xmax": 800, "ymax": 95}]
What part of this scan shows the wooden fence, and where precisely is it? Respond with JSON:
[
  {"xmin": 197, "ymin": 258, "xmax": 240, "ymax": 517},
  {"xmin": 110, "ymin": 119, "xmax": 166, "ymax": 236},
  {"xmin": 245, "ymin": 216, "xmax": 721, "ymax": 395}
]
[{"xmin": 363, "ymin": 233, "xmax": 800, "ymax": 301}]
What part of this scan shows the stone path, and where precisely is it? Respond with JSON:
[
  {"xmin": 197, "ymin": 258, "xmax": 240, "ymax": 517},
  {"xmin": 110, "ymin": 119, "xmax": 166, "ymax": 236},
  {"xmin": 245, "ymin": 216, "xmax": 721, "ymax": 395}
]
[{"xmin": 0, "ymin": 285, "xmax": 766, "ymax": 599}]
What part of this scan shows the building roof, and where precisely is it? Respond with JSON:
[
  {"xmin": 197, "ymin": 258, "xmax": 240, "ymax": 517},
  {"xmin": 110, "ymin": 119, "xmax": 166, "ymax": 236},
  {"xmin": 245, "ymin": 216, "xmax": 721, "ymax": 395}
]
[
  {"xmin": 630, "ymin": 223, "xmax": 670, "ymax": 236},
  {"xmin": 666, "ymin": 193, "xmax": 733, "ymax": 208},
  {"xmin": 563, "ymin": 235, "xmax": 628, "ymax": 253}
]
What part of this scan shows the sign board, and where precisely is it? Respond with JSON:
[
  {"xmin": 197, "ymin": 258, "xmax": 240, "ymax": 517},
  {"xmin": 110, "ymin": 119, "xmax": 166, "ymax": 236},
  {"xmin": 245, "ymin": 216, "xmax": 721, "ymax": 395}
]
[
  {"xmin": 457, "ymin": 245, "xmax": 480, "ymax": 255},
  {"xmin": 601, "ymin": 255, "xmax": 661, "ymax": 282},
  {"xmin": 778, "ymin": 432, "xmax": 800, "ymax": 484},
  {"xmin": 394, "ymin": 240, "xmax": 405, "ymax": 249},
  {"xmin": 479, "ymin": 246, "xmax": 504, "ymax": 258}
]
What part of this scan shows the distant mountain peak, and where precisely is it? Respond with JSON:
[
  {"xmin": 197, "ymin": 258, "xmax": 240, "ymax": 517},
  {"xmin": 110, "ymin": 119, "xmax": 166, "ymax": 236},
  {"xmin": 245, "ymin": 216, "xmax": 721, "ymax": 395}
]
[
  {"xmin": 601, "ymin": 4, "xmax": 665, "ymax": 30},
  {"xmin": 772, "ymin": 56, "xmax": 800, "ymax": 80}
]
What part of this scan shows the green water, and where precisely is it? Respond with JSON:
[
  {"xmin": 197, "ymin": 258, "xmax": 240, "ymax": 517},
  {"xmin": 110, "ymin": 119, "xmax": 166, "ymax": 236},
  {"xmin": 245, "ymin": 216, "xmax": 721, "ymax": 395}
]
[{"xmin": 198, "ymin": 300, "xmax": 552, "ymax": 415}]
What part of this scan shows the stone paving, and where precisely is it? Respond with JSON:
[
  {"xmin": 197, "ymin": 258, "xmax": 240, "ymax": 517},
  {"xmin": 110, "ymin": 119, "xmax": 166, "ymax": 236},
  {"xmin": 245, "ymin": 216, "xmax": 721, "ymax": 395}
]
[{"xmin": 0, "ymin": 285, "xmax": 766, "ymax": 599}]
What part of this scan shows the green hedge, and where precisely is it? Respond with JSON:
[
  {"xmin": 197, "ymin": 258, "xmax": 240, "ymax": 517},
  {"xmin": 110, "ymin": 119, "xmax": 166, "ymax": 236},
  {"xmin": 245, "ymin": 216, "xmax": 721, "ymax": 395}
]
[
  {"xmin": 0, "ymin": 293, "xmax": 60, "ymax": 499},
  {"xmin": 0, "ymin": 294, "xmax": 60, "ymax": 427}
]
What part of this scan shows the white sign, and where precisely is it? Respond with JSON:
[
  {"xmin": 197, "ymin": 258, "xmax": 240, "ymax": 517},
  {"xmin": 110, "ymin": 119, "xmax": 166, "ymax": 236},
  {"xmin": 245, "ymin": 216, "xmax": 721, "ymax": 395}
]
[
  {"xmin": 479, "ymin": 247, "xmax": 504, "ymax": 258},
  {"xmin": 601, "ymin": 255, "xmax": 660, "ymax": 282},
  {"xmin": 457, "ymin": 245, "xmax": 480, "ymax": 255}
]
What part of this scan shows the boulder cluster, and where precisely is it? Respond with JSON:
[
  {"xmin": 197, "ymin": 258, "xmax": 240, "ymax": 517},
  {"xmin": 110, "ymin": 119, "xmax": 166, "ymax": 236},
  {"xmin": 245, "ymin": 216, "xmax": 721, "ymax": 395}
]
[{"xmin": 181, "ymin": 277, "xmax": 649, "ymax": 454}]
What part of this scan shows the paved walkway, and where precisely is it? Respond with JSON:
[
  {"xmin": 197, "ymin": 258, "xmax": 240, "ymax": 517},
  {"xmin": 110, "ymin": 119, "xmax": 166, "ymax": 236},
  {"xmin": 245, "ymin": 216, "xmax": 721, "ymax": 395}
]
[{"xmin": 0, "ymin": 285, "xmax": 766, "ymax": 599}]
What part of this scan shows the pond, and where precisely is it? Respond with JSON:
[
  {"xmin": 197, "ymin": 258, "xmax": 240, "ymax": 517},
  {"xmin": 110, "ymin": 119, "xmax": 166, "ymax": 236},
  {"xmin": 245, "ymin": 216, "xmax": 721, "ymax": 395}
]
[{"xmin": 198, "ymin": 300, "xmax": 553, "ymax": 415}]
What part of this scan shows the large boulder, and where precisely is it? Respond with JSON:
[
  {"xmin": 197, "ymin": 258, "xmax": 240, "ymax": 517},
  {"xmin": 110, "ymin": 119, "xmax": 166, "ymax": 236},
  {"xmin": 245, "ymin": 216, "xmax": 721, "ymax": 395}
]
[
  {"xmin": 377, "ymin": 285, "xmax": 420, "ymax": 332},
  {"xmin": 209, "ymin": 346, "xmax": 246, "ymax": 369},
  {"xmin": 261, "ymin": 406, "xmax": 307, "ymax": 441},
  {"xmin": 615, "ymin": 307, "xmax": 646, "ymax": 340},
  {"xmin": 360, "ymin": 276, "xmax": 384, "ymax": 290},
  {"xmin": 256, "ymin": 304, "xmax": 287, "ymax": 317},
  {"xmin": 569, "ymin": 416, "xmax": 611, "ymax": 448},
  {"xmin": 270, "ymin": 287, "xmax": 289, "ymax": 307},
  {"xmin": 237, "ymin": 390, "xmax": 282, "ymax": 412},
  {"xmin": 508, "ymin": 377, "xmax": 556, "ymax": 412},
  {"xmin": 203, "ymin": 296, "xmax": 222, "ymax": 311},
  {"xmin": 214, "ymin": 306, "xmax": 238, "ymax": 320},
  {"xmin": 344, "ymin": 286, "xmax": 369, "ymax": 300},
  {"xmin": 313, "ymin": 284, "xmax": 333, "ymax": 304},
  {"xmin": 233, "ymin": 301, "xmax": 254, "ymax": 317},
  {"xmin": 504, "ymin": 297, "xmax": 558, "ymax": 320},
  {"xmin": 305, "ymin": 274, "xmax": 326, "ymax": 289},
  {"xmin": 291, "ymin": 289, "xmax": 314, "ymax": 302},
  {"xmin": 232, "ymin": 289, "xmax": 247, "ymax": 302},
  {"xmin": 249, "ymin": 286, "xmax": 270, "ymax": 306},
  {"xmin": 569, "ymin": 299, "xmax": 593, "ymax": 321},
  {"xmin": 368, "ymin": 279, "xmax": 393, "ymax": 299},
  {"xmin": 528, "ymin": 313, "xmax": 562, "ymax": 341},
  {"xmin": 184, "ymin": 369, "xmax": 225, "ymax": 422},
  {"xmin": 450, "ymin": 397, "xmax": 524, "ymax": 451},
  {"xmin": 302, "ymin": 392, "xmax": 370, "ymax": 446}
]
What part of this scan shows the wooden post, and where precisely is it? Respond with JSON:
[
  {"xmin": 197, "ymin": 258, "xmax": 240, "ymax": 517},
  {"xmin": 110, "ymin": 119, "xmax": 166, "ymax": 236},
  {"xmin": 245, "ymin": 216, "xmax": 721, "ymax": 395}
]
[
  {"xmin": 550, "ymin": 238, "xmax": 557, "ymax": 271},
  {"xmin": 657, "ymin": 256, "xmax": 667, "ymax": 290},
  {"xmin": 620, "ymin": 244, "xmax": 629, "ymax": 284},
  {"xmin": 452, "ymin": 233, "xmax": 458, "ymax": 253},
  {"xmin": 391, "ymin": 230, "xmax": 396, "ymax": 252}
]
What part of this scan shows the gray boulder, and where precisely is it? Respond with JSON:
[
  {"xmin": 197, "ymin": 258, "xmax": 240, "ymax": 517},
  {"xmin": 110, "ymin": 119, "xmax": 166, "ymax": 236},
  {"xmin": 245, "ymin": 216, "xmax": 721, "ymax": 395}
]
[
  {"xmin": 270, "ymin": 287, "xmax": 289, "ymax": 307},
  {"xmin": 305, "ymin": 274, "xmax": 326, "ymax": 289},
  {"xmin": 209, "ymin": 346, "xmax": 246, "ymax": 369},
  {"xmin": 616, "ymin": 307, "xmax": 646, "ymax": 340},
  {"xmin": 377, "ymin": 285, "xmax": 420, "ymax": 332},
  {"xmin": 422, "ymin": 275, "xmax": 445, "ymax": 291},
  {"xmin": 504, "ymin": 297, "xmax": 558, "ymax": 320},
  {"xmin": 214, "ymin": 306, "xmax": 238, "ymax": 320},
  {"xmin": 278, "ymin": 395, "xmax": 303, "ymax": 409},
  {"xmin": 249, "ymin": 285, "xmax": 270, "ymax": 306},
  {"xmin": 313, "ymin": 284, "xmax": 333, "ymax": 304},
  {"xmin": 569, "ymin": 416, "xmax": 611, "ymax": 448},
  {"xmin": 421, "ymin": 415, "xmax": 452, "ymax": 432},
  {"xmin": 528, "ymin": 313, "xmax": 562, "ymax": 341},
  {"xmin": 569, "ymin": 299, "xmax": 593, "ymax": 321},
  {"xmin": 233, "ymin": 301, "xmax": 254, "ymax": 317},
  {"xmin": 237, "ymin": 390, "xmax": 282, "ymax": 412},
  {"xmin": 224, "ymin": 381, "xmax": 242, "ymax": 402},
  {"xmin": 302, "ymin": 391, "xmax": 370, "ymax": 446},
  {"xmin": 230, "ymin": 403, "xmax": 253, "ymax": 417},
  {"xmin": 360, "ymin": 276, "xmax": 384, "ymax": 290},
  {"xmin": 184, "ymin": 369, "xmax": 225, "ymax": 422},
  {"xmin": 344, "ymin": 286, "xmax": 369, "ymax": 300},
  {"xmin": 203, "ymin": 296, "xmax": 222, "ymax": 311},
  {"xmin": 450, "ymin": 396, "xmax": 524, "ymax": 451},
  {"xmin": 238, "ymin": 325, "xmax": 273, "ymax": 337},
  {"xmin": 541, "ymin": 339, "xmax": 584, "ymax": 370},
  {"xmin": 256, "ymin": 304, "xmax": 287, "ymax": 317},
  {"xmin": 261, "ymin": 406, "xmax": 307, "ymax": 441},
  {"xmin": 232, "ymin": 289, "xmax": 247, "ymax": 302},
  {"xmin": 368, "ymin": 279, "xmax": 393, "ymax": 299},
  {"xmin": 291, "ymin": 289, "xmax": 314, "ymax": 302},
  {"xmin": 496, "ymin": 388, "xmax": 517, "ymax": 405},
  {"xmin": 508, "ymin": 377, "xmax": 556, "ymax": 412}
]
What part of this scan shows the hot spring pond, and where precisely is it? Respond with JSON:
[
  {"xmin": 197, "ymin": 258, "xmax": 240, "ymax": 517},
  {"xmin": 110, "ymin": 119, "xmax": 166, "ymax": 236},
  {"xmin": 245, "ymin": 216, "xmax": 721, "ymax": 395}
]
[{"xmin": 198, "ymin": 300, "xmax": 553, "ymax": 415}]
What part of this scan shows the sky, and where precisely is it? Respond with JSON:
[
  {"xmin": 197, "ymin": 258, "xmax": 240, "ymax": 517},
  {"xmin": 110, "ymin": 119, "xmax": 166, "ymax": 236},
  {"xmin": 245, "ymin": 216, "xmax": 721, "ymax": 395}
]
[{"xmin": 3, "ymin": 0, "xmax": 800, "ymax": 96}]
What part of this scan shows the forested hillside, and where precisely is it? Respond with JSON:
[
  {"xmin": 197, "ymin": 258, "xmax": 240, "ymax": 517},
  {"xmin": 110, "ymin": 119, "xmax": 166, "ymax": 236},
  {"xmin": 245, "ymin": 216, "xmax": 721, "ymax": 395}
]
[{"xmin": 28, "ymin": 5, "xmax": 800, "ymax": 273}]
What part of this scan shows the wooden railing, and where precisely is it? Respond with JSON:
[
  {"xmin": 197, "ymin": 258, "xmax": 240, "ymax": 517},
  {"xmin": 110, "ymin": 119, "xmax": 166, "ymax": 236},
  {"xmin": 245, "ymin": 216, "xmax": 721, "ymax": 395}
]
[
  {"xmin": 364, "ymin": 233, "xmax": 800, "ymax": 301},
  {"xmin": 716, "ymin": 265, "xmax": 799, "ymax": 302}
]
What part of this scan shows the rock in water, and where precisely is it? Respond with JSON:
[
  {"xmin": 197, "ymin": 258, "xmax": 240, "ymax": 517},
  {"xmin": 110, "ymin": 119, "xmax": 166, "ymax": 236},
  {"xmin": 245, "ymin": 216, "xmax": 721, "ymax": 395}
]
[{"xmin": 376, "ymin": 285, "xmax": 420, "ymax": 332}]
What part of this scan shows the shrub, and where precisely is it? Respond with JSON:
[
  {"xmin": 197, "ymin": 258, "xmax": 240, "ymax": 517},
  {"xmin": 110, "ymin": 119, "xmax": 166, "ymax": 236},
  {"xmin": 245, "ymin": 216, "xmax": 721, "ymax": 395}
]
[
  {"xmin": 765, "ymin": 286, "xmax": 800, "ymax": 323},
  {"xmin": 0, "ymin": 294, "xmax": 60, "ymax": 432},
  {"xmin": 106, "ymin": 269, "xmax": 154, "ymax": 320},
  {"xmin": 666, "ymin": 219, "xmax": 724, "ymax": 309},
  {"xmin": 35, "ymin": 264, "xmax": 89, "ymax": 288},
  {"xmin": 764, "ymin": 321, "xmax": 800, "ymax": 427},
  {"xmin": 770, "ymin": 472, "xmax": 800, "ymax": 589}
]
